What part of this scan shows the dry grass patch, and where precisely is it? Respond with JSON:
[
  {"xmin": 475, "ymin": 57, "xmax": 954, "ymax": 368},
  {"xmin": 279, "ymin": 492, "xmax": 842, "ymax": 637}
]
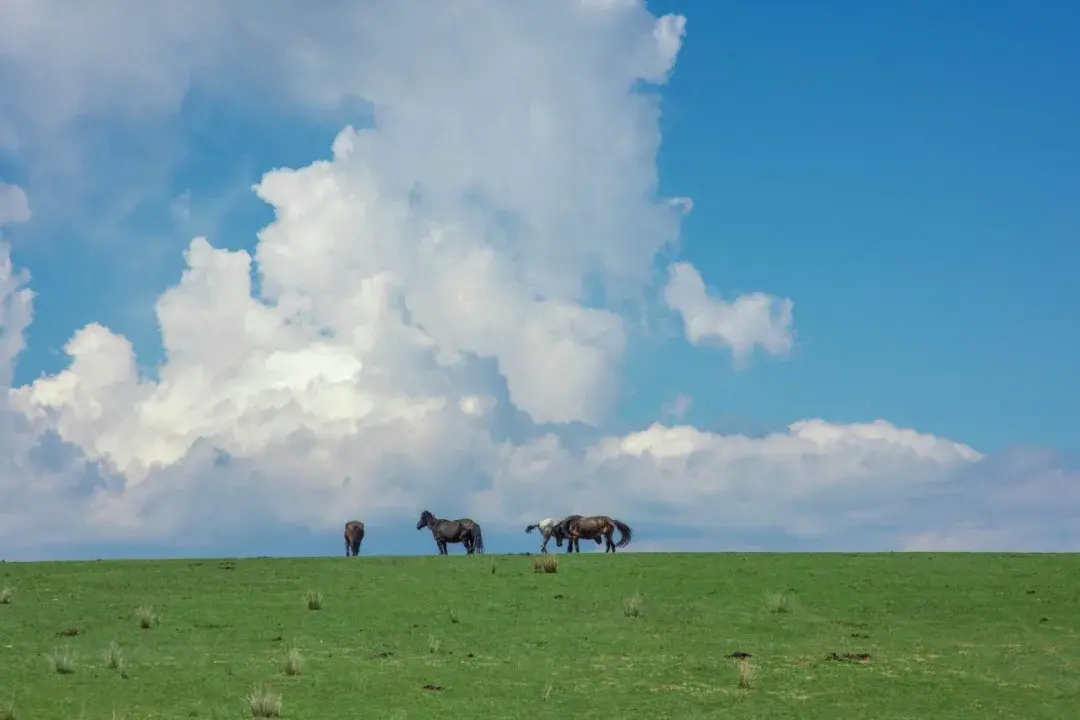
[
  {"xmin": 533, "ymin": 555, "xmax": 558, "ymax": 574},
  {"xmin": 135, "ymin": 604, "xmax": 157, "ymax": 629},
  {"xmin": 765, "ymin": 591, "xmax": 790, "ymax": 614},
  {"xmin": 102, "ymin": 641, "xmax": 124, "ymax": 671},
  {"xmin": 283, "ymin": 647, "xmax": 302, "ymax": 677},
  {"xmin": 47, "ymin": 646, "xmax": 76, "ymax": 675},
  {"xmin": 0, "ymin": 587, "xmax": 12, "ymax": 605},
  {"xmin": 0, "ymin": 701, "xmax": 15, "ymax": 720},
  {"xmin": 247, "ymin": 685, "xmax": 281, "ymax": 718},
  {"xmin": 304, "ymin": 590, "xmax": 323, "ymax": 611},
  {"xmin": 623, "ymin": 593, "xmax": 644, "ymax": 618},
  {"xmin": 427, "ymin": 634, "xmax": 442, "ymax": 654},
  {"xmin": 737, "ymin": 660, "xmax": 758, "ymax": 689}
]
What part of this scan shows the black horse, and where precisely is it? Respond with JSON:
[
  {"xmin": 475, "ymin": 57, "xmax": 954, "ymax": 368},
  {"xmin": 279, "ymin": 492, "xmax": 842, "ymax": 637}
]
[
  {"xmin": 552, "ymin": 515, "xmax": 585, "ymax": 552},
  {"xmin": 416, "ymin": 510, "xmax": 485, "ymax": 555},
  {"xmin": 344, "ymin": 520, "xmax": 365, "ymax": 556}
]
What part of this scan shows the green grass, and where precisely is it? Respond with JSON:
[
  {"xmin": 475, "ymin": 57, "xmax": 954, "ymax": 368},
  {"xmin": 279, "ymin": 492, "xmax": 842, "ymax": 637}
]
[{"xmin": 0, "ymin": 553, "xmax": 1078, "ymax": 718}]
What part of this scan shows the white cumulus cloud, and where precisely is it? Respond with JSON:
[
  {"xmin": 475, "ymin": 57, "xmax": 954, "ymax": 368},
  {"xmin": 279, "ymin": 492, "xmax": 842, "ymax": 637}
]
[{"xmin": 663, "ymin": 261, "xmax": 796, "ymax": 365}]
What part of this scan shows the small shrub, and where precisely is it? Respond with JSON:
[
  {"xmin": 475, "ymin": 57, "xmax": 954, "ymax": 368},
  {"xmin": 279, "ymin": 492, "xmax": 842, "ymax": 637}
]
[
  {"xmin": 0, "ymin": 587, "xmax": 12, "ymax": 605},
  {"xmin": 427, "ymin": 634, "xmax": 441, "ymax": 654},
  {"xmin": 737, "ymin": 660, "xmax": 758, "ymax": 689},
  {"xmin": 247, "ymin": 685, "xmax": 281, "ymax": 718},
  {"xmin": 102, "ymin": 642, "xmax": 124, "ymax": 671},
  {"xmin": 0, "ymin": 701, "xmax": 16, "ymax": 720},
  {"xmin": 304, "ymin": 591, "xmax": 323, "ymax": 611},
  {"xmin": 48, "ymin": 646, "xmax": 76, "ymax": 674},
  {"xmin": 533, "ymin": 555, "xmax": 558, "ymax": 574},
  {"xmin": 448, "ymin": 606, "xmax": 459, "ymax": 624},
  {"xmin": 489, "ymin": 560, "xmax": 497, "ymax": 575},
  {"xmin": 623, "ymin": 593, "xmax": 644, "ymax": 618},
  {"xmin": 283, "ymin": 648, "xmax": 302, "ymax": 677},
  {"xmin": 135, "ymin": 604, "xmax": 157, "ymax": 629},
  {"xmin": 765, "ymin": 592, "xmax": 789, "ymax": 614},
  {"xmin": 542, "ymin": 683, "xmax": 553, "ymax": 701}
]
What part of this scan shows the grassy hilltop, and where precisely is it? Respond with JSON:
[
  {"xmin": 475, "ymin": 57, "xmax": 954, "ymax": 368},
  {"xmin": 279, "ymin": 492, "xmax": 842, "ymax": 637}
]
[{"xmin": 1, "ymin": 552, "xmax": 1078, "ymax": 719}]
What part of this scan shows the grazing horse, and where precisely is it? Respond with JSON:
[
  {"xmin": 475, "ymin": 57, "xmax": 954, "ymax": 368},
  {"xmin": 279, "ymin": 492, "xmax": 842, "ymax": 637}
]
[
  {"xmin": 344, "ymin": 520, "xmax": 365, "ymax": 556},
  {"xmin": 560, "ymin": 515, "xmax": 632, "ymax": 553},
  {"xmin": 527, "ymin": 515, "xmax": 578, "ymax": 557},
  {"xmin": 416, "ymin": 510, "xmax": 485, "ymax": 555},
  {"xmin": 525, "ymin": 517, "xmax": 565, "ymax": 554}
]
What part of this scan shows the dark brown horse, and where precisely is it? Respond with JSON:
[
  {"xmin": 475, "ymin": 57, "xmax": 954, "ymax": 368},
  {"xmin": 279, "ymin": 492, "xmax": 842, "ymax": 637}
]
[
  {"xmin": 559, "ymin": 515, "xmax": 632, "ymax": 553},
  {"xmin": 416, "ymin": 510, "xmax": 485, "ymax": 555},
  {"xmin": 344, "ymin": 520, "xmax": 365, "ymax": 556}
]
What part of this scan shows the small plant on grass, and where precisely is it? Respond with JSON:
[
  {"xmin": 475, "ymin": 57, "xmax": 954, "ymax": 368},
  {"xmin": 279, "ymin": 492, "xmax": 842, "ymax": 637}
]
[
  {"xmin": 304, "ymin": 590, "xmax": 323, "ymax": 611},
  {"xmin": 765, "ymin": 591, "xmax": 790, "ymax": 614},
  {"xmin": 623, "ymin": 593, "xmax": 644, "ymax": 618},
  {"xmin": 102, "ymin": 642, "xmax": 124, "ymax": 671},
  {"xmin": 47, "ymin": 646, "xmax": 76, "ymax": 674},
  {"xmin": 447, "ymin": 605, "xmax": 459, "ymax": 624},
  {"xmin": 737, "ymin": 660, "xmax": 758, "ymax": 689},
  {"xmin": 0, "ymin": 587, "xmax": 12, "ymax": 605},
  {"xmin": 135, "ymin": 604, "xmax": 157, "ymax": 629},
  {"xmin": 0, "ymin": 701, "xmax": 16, "ymax": 720},
  {"xmin": 283, "ymin": 648, "xmax": 302, "ymax": 677},
  {"xmin": 427, "ymin": 634, "xmax": 441, "ymax": 654},
  {"xmin": 247, "ymin": 685, "xmax": 281, "ymax": 718},
  {"xmin": 533, "ymin": 555, "xmax": 558, "ymax": 574}
]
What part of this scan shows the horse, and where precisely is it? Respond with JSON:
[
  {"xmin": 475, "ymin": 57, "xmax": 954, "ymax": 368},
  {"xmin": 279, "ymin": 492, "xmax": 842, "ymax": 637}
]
[
  {"xmin": 416, "ymin": 510, "xmax": 485, "ymax": 555},
  {"xmin": 343, "ymin": 520, "xmax": 365, "ymax": 556},
  {"xmin": 560, "ymin": 515, "xmax": 632, "ymax": 553},
  {"xmin": 527, "ymin": 515, "xmax": 578, "ymax": 554}
]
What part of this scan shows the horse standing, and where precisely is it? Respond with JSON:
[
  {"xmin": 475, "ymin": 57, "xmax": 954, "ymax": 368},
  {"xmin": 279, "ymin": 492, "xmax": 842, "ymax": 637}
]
[
  {"xmin": 416, "ymin": 510, "xmax": 485, "ymax": 555},
  {"xmin": 344, "ymin": 520, "xmax": 365, "ymax": 556},
  {"xmin": 559, "ymin": 515, "xmax": 632, "ymax": 553}
]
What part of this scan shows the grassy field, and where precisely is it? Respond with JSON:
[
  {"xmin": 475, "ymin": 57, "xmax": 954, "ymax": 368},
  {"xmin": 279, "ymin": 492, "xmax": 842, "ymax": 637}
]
[{"xmin": 1, "ymin": 552, "xmax": 1078, "ymax": 719}]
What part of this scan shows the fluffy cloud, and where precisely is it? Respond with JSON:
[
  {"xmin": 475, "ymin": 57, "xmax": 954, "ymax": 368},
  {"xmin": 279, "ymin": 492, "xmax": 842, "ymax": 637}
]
[
  {"xmin": 663, "ymin": 261, "xmax": 795, "ymax": 365},
  {"xmin": 0, "ymin": 1, "xmax": 1075, "ymax": 557},
  {"xmin": 0, "ymin": 182, "xmax": 31, "ymax": 227}
]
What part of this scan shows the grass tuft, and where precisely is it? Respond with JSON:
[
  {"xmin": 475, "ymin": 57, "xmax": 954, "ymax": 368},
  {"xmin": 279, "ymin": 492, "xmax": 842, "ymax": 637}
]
[
  {"xmin": 304, "ymin": 590, "xmax": 323, "ymax": 611},
  {"xmin": 427, "ymin": 634, "xmax": 441, "ymax": 654},
  {"xmin": 623, "ymin": 593, "xmax": 644, "ymax": 618},
  {"xmin": 283, "ymin": 647, "xmax": 302, "ymax": 677},
  {"xmin": 0, "ymin": 701, "xmax": 15, "ymax": 720},
  {"xmin": 0, "ymin": 587, "xmax": 12, "ymax": 605},
  {"xmin": 102, "ymin": 641, "xmax": 124, "ymax": 671},
  {"xmin": 737, "ymin": 660, "xmax": 758, "ymax": 689},
  {"xmin": 533, "ymin": 555, "xmax": 558, "ymax": 574},
  {"xmin": 765, "ymin": 591, "xmax": 790, "ymax": 614},
  {"xmin": 448, "ymin": 605, "xmax": 460, "ymax": 624},
  {"xmin": 47, "ymin": 646, "xmax": 76, "ymax": 674},
  {"xmin": 135, "ymin": 604, "xmax": 157, "ymax": 629},
  {"xmin": 247, "ymin": 685, "xmax": 281, "ymax": 718}
]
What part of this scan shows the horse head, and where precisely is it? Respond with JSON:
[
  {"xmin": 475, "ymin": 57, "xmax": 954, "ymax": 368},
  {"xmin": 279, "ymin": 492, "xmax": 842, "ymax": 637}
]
[{"xmin": 416, "ymin": 510, "xmax": 435, "ymax": 530}]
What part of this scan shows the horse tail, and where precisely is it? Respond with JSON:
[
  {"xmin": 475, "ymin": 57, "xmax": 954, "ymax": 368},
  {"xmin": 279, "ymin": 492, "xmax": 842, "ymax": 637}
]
[
  {"xmin": 472, "ymin": 524, "xmax": 485, "ymax": 554},
  {"xmin": 525, "ymin": 524, "xmax": 538, "ymax": 534},
  {"xmin": 613, "ymin": 519, "xmax": 632, "ymax": 548}
]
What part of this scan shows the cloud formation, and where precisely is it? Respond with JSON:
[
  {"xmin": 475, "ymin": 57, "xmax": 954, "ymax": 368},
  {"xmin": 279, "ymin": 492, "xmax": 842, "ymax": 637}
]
[{"xmin": 0, "ymin": 1, "xmax": 1076, "ymax": 557}]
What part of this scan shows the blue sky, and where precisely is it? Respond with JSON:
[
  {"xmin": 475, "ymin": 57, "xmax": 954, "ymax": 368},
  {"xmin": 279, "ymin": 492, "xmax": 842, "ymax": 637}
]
[{"xmin": 0, "ymin": 0, "xmax": 1078, "ymax": 560}]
